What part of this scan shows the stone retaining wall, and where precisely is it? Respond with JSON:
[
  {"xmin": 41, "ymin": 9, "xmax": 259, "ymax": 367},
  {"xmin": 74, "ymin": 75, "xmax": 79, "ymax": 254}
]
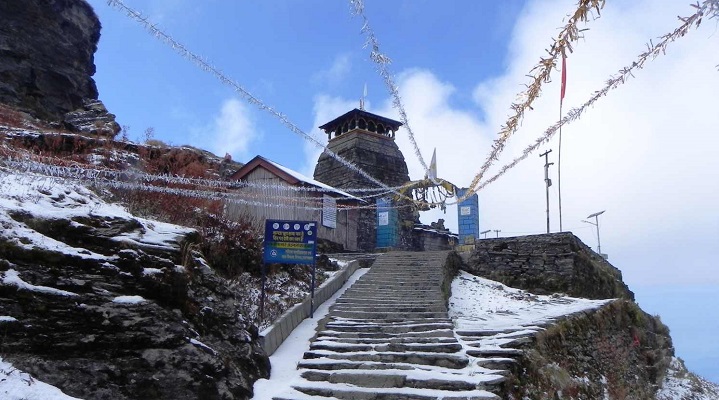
[
  {"xmin": 462, "ymin": 232, "xmax": 633, "ymax": 300},
  {"xmin": 259, "ymin": 260, "xmax": 361, "ymax": 356}
]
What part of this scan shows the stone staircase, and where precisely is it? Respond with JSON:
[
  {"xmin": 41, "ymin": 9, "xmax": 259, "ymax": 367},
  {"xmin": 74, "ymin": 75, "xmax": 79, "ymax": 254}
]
[{"xmin": 274, "ymin": 251, "xmax": 505, "ymax": 400}]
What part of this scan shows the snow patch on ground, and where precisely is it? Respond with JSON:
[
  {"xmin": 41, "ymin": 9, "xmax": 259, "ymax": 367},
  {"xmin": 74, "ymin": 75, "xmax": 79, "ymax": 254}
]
[
  {"xmin": 449, "ymin": 271, "xmax": 611, "ymax": 331},
  {"xmin": 0, "ymin": 172, "xmax": 194, "ymax": 257},
  {"xmin": 0, "ymin": 357, "xmax": 83, "ymax": 400}
]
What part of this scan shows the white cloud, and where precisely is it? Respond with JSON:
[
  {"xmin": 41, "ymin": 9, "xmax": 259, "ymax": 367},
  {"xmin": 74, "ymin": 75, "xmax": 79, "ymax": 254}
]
[
  {"xmin": 307, "ymin": 0, "xmax": 719, "ymax": 285},
  {"xmin": 312, "ymin": 54, "xmax": 353, "ymax": 87},
  {"xmin": 203, "ymin": 98, "xmax": 258, "ymax": 160}
]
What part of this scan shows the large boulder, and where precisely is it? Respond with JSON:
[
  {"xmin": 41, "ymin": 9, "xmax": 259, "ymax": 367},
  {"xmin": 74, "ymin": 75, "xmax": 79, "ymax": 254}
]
[{"xmin": 0, "ymin": 0, "xmax": 119, "ymax": 136}]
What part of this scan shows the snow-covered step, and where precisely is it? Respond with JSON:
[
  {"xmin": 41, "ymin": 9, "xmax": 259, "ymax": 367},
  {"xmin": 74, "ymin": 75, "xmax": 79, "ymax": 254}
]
[
  {"xmin": 315, "ymin": 336, "xmax": 458, "ymax": 345},
  {"xmin": 300, "ymin": 369, "xmax": 504, "ymax": 391},
  {"xmin": 302, "ymin": 349, "xmax": 469, "ymax": 369},
  {"xmin": 310, "ymin": 340, "xmax": 463, "ymax": 354},
  {"xmin": 466, "ymin": 348, "xmax": 524, "ymax": 357},
  {"xmin": 330, "ymin": 304, "xmax": 447, "ymax": 313},
  {"xmin": 329, "ymin": 310, "xmax": 448, "ymax": 319},
  {"xmin": 317, "ymin": 328, "xmax": 455, "ymax": 339},
  {"xmin": 297, "ymin": 359, "xmax": 419, "ymax": 371},
  {"xmin": 289, "ymin": 383, "xmax": 500, "ymax": 400},
  {"xmin": 324, "ymin": 321, "xmax": 453, "ymax": 332}
]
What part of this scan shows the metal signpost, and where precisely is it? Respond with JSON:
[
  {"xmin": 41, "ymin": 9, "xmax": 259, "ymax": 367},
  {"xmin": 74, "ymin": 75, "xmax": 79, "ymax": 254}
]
[{"xmin": 260, "ymin": 220, "xmax": 318, "ymax": 323}]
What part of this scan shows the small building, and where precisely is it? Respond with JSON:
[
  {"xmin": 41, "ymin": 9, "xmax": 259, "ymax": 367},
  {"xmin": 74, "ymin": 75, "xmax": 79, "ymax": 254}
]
[{"xmin": 227, "ymin": 155, "xmax": 362, "ymax": 251}]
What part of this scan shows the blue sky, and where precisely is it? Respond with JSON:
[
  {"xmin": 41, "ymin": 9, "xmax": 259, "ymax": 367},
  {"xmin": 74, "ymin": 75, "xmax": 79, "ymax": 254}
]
[{"xmin": 86, "ymin": 0, "xmax": 718, "ymax": 382}]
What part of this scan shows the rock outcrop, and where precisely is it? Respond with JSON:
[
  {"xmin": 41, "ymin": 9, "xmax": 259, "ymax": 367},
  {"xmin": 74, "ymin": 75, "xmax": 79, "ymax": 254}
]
[
  {"xmin": 0, "ymin": 175, "xmax": 269, "ymax": 399},
  {"xmin": 502, "ymin": 300, "xmax": 674, "ymax": 399},
  {"xmin": 0, "ymin": 0, "xmax": 119, "ymax": 136},
  {"xmin": 462, "ymin": 232, "xmax": 634, "ymax": 300}
]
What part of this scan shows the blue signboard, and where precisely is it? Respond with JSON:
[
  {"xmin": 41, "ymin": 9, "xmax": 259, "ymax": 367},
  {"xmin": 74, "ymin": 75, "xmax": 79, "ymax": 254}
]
[{"xmin": 263, "ymin": 220, "xmax": 318, "ymax": 265}]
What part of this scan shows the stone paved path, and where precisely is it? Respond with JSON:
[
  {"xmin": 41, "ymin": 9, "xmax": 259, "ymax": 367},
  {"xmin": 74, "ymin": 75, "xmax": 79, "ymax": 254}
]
[{"xmin": 273, "ymin": 251, "xmax": 522, "ymax": 400}]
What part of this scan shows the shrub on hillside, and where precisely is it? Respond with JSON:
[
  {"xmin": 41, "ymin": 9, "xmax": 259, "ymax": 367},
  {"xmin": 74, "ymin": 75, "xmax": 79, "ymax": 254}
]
[{"xmin": 116, "ymin": 189, "xmax": 263, "ymax": 279}]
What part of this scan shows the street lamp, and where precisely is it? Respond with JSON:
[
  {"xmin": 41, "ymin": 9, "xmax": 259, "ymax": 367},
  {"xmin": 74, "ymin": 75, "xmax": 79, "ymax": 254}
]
[
  {"xmin": 582, "ymin": 210, "xmax": 606, "ymax": 259},
  {"xmin": 480, "ymin": 229, "xmax": 491, "ymax": 239}
]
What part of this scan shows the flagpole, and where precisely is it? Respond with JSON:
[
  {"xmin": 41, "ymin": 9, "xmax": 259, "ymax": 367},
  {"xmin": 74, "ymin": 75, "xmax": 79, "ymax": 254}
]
[
  {"xmin": 558, "ymin": 100, "xmax": 563, "ymax": 232},
  {"xmin": 558, "ymin": 54, "xmax": 566, "ymax": 232}
]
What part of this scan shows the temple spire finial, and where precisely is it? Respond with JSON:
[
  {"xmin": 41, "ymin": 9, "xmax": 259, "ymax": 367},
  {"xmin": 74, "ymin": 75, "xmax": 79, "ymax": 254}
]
[{"xmin": 359, "ymin": 83, "xmax": 367, "ymax": 111}]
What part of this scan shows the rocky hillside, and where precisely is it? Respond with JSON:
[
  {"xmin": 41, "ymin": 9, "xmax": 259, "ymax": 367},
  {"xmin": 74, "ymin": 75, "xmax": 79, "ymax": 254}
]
[{"xmin": 0, "ymin": 172, "xmax": 270, "ymax": 399}]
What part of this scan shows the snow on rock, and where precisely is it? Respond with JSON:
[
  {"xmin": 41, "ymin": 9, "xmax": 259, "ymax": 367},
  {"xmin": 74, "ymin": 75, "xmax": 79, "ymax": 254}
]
[
  {"xmin": 657, "ymin": 357, "xmax": 719, "ymax": 400},
  {"xmin": 0, "ymin": 170, "xmax": 270, "ymax": 399},
  {"xmin": 2, "ymin": 269, "xmax": 78, "ymax": 297},
  {"xmin": 111, "ymin": 295, "xmax": 146, "ymax": 304},
  {"xmin": 449, "ymin": 270, "xmax": 611, "ymax": 331},
  {"xmin": 189, "ymin": 338, "xmax": 218, "ymax": 355},
  {"xmin": 0, "ymin": 357, "xmax": 82, "ymax": 400},
  {"xmin": 0, "ymin": 172, "xmax": 194, "ymax": 255}
]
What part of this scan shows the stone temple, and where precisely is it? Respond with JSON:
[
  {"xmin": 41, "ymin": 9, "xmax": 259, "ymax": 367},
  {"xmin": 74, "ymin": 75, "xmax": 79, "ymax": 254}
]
[{"xmin": 313, "ymin": 108, "xmax": 418, "ymax": 252}]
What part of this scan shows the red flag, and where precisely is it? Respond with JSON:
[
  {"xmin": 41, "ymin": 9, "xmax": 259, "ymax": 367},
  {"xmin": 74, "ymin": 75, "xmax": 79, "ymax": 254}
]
[{"xmin": 560, "ymin": 54, "xmax": 567, "ymax": 105}]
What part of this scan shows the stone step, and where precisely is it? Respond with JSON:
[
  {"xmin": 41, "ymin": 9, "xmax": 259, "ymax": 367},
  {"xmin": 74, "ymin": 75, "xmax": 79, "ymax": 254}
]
[
  {"xmin": 474, "ymin": 358, "xmax": 517, "ymax": 370},
  {"xmin": 315, "ymin": 336, "xmax": 458, "ymax": 345},
  {"xmin": 330, "ymin": 305, "xmax": 447, "ymax": 313},
  {"xmin": 466, "ymin": 348, "xmax": 524, "ymax": 358},
  {"xmin": 290, "ymin": 383, "xmax": 500, "ymax": 400},
  {"xmin": 324, "ymin": 322, "xmax": 453, "ymax": 334},
  {"xmin": 297, "ymin": 360, "xmax": 418, "ymax": 371},
  {"xmin": 335, "ymin": 296, "xmax": 445, "ymax": 303},
  {"xmin": 310, "ymin": 341, "xmax": 463, "ymax": 354},
  {"xmin": 356, "ymin": 277, "xmax": 442, "ymax": 282},
  {"xmin": 302, "ymin": 350, "xmax": 469, "ymax": 369},
  {"xmin": 333, "ymin": 302, "xmax": 443, "ymax": 309},
  {"xmin": 342, "ymin": 288, "xmax": 442, "ymax": 293},
  {"xmin": 318, "ymin": 329, "xmax": 455, "ymax": 339},
  {"xmin": 328, "ymin": 317, "xmax": 452, "ymax": 324},
  {"xmin": 455, "ymin": 329, "xmax": 527, "ymax": 337},
  {"xmin": 463, "ymin": 336, "xmax": 534, "ymax": 348},
  {"xmin": 339, "ymin": 292, "xmax": 444, "ymax": 297},
  {"xmin": 329, "ymin": 311, "xmax": 448, "ymax": 319},
  {"xmin": 359, "ymin": 273, "xmax": 442, "ymax": 278},
  {"xmin": 300, "ymin": 370, "xmax": 503, "ymax": 391},
  {"xmin": 342, "ymin": 287, "xmax": 442, "ymax": 293}
]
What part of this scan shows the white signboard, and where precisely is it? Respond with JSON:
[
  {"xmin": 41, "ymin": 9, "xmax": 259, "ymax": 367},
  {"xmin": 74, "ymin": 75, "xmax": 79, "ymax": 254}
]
[
  {"xmin": 378, "ymin": 211, "xmax": 389, "ymax": 226},
  {"xmin": 322, "ymin": 195, "xmax": 337, "ymax": 229},
  {"xmin": 460, "ymin": 206, "xmax": 471, "ymax": 216}
]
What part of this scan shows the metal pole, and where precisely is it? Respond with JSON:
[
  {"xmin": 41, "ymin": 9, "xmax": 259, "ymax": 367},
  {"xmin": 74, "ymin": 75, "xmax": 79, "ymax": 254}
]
[
  {"xmin": 595, "ymin": 215, "xmax": 601, "ymax": 254},
  {"xmin": 540, "ymin": 150, "xmax": 554, "ymax": 234},
  {"xmin": 310, "ymin": 261, "xmax": 316, "ymax": 318},
  {"xmin": 494, "ymin": 229, "xmax": 501, "ymax": 238},
  {"xmin": 584, "ymin": 210, "xmax": 605, "ymax": 255},
  {"xmin": 260, "ymin": 263, "xmax": 266, "ymax": 324}
]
